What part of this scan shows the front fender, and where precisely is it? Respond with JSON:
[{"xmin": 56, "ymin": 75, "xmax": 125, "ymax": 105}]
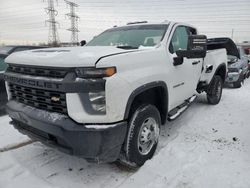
[{"xmin": 123, "ymin": 81, "xmax": 169, "ymax": 121}]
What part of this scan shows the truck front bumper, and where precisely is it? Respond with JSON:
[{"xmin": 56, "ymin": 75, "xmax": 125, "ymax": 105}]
[
  {"xmin": 225, "ymin": 72, "xmax": 242, "ymax": 83},
  {"xmin": 6, "ymin": 100, "xmax": 127, "ymax": 163}
]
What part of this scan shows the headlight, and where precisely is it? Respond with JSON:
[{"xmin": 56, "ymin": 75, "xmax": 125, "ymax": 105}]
[
  {"xmin": 76, "ymin": 67, "xmax": 116, "ymax": 78},
  {"xmin": 89, "ymin": 91, "xmax": 106, "ymax": 113}
]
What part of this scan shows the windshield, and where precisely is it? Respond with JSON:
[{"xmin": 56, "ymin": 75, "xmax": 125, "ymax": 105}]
[
  {"xmin": 0, "ymin": 46, "xmax": 13, "ymax": 55},
  {"xmin": 87, "ymin": 24, "xmax": 168, "ymax": 48}
]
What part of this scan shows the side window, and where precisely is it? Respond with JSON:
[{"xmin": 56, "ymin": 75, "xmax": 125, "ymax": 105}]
[{"xmin": 169, "ymin": 26, "xmax": 189, "ymax": 54}]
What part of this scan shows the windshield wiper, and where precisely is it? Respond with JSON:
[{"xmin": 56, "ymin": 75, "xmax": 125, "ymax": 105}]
[{"xmin": 116, "ymin": 45, "xmax": 138, "ymax": 50}]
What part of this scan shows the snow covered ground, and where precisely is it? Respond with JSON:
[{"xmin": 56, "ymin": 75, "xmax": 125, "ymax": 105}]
[
  {"xmin": 0, "ymin": 115, "xmax": 30, "ymax": 151},
  {"xmin": 0, "ymin": 79, "xmax": 250, "ymax": 188}
]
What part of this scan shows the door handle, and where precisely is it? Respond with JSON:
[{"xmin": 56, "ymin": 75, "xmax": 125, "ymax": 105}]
[{"xmin": 192, "ymin": 60, "xmax": 201, "ymax": 65}]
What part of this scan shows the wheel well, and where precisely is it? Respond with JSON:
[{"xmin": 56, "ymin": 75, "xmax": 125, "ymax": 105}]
[
  {"xmin": 215, "ymin": 64, "xmax": 227, "ymax": 82},
  {"xmin": 126, "ymin": 86, "xmax": 168, "ymax": 125}
]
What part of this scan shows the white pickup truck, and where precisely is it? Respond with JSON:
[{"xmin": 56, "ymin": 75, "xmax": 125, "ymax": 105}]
[{"xmin": 4, "ymin": 21, "xmax": 233, "ymax": 168}]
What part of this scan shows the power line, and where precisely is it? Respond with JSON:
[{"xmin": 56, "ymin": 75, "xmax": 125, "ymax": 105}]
[
  {"xmin": 0, "ymin": 0, "xmax": 249, "ymax": 43},
  {"xmin": 44, "ymin": 0, "xmax": 60, "ymax": 46},
  {"xmin": 65, "ymin": 0, "xmax": 80, "ymax": 45}
]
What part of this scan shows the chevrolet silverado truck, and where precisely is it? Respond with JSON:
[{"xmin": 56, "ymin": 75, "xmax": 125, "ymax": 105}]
[{"xmin": 4, "ymin": 21, "xmax": 231, "ymax": 168}]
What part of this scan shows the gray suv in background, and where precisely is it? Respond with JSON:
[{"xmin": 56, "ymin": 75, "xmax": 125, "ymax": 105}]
[
  {"xmin": 226, "ymin": 45, "xmax": 249, "ymax": 88},
  {"xmin": 207, "ymin": 38, "xmax": 249, "ymax": 88}
]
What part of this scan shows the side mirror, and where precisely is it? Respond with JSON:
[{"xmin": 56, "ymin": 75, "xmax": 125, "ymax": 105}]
[
  {"xmin": 176, "ymin": 35, "xmax": 207, "ymax": 59},
  {"xmin": 80, "ymin": 40, "xmax": 86, "ymax": 46}
]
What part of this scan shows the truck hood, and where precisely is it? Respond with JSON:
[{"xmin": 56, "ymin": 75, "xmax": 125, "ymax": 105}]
[
  {"xmin": 207, "ymin": 38, "xmax": 240, "ymax": 59},
  {"xmin": 4, "ymin": 46, "xmax": 138, "ymax": 67}
]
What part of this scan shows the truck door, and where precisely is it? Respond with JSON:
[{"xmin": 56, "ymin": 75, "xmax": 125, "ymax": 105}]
[
  {"xmin": 167, "ymin": 25, "xmax": 203, "ymax": 108},
  {"xmin": 186, "ymin": 26, "xmax": 204, "ymax": 94}
]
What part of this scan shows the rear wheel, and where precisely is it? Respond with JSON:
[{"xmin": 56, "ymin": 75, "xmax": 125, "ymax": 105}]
[
  {"xmin": 120, "ymin": 104, "xmax": 161, "ymax": 168},
  {"xmin": 207, "ymin": 75, "xmax": 223, "ymax": 105}
]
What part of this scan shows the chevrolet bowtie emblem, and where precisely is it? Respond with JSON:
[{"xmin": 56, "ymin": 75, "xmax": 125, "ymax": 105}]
[{"xmin": 51, "ymin": 96, "xmax": 60, "ymax": 102}]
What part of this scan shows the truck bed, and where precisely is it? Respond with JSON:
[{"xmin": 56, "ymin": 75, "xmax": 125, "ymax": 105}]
[{"xmin": 200, "ymin": 48, "xmax": 227, "ymax": 84}]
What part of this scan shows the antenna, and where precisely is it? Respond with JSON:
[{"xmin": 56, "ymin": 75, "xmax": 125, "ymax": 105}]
[
  {"xmin": 65, "ymin": 0, "xmax": 80, "ymax": 46},
  {"xmin": 44, "ymin": 0, "xmax": 60, "ymax": 47}
]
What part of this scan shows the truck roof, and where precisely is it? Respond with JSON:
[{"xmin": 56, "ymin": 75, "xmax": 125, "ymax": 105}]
[{"xmin": 115, "ymin": 20, "xmax": 196, "ymax": 30}]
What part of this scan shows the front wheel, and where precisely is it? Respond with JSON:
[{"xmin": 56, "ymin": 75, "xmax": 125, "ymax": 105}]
[
  {"xmin": 121, "ymin": 104, "xmax": 161, "ymax": 168},
  {"xmin": 207, "ymin": 75, "xmax": 223, "ymax": 105}
]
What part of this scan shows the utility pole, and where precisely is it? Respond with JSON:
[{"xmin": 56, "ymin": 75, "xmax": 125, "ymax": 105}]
[
  {"xmin": 65, "ymin": 0, "xmax": 79, "ymax": 46},
  {"xmin": 231, "ymin": 29, "xmax": 234, "ymax": 40},
  {"xmin": 44, "ymin": 0, "xmax": 60, "ymax": 46}
]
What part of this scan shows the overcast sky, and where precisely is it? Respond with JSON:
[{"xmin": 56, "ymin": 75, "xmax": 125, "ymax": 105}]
[{"xmin": 0, "ymin": 0, "xmax": 249, "ymax": 45}]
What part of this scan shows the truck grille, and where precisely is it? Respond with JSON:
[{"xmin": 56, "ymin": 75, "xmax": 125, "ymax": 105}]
[
  {"xmin": 7, "ymin": 64, "xmax": 69, "ymax": 78},
  {"xmin": 9, "ymin": 83, "xmax": 67, "ymax": 114},
  {"xmin": 228, "ymin": 67, "xmax": 238, "ymax": 73}
]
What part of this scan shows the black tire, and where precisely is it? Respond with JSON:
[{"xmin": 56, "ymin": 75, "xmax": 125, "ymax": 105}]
[
  {"xmin": 233, "ymin": 80, "xmax": 241, "ymax": 88},
  {"xmin": 122, "ymin": 104, "xmax": 161, "ymax": 168},
  {"xmin": 207, "ymin": 75, "xmax": 223, "ymax": 105}
]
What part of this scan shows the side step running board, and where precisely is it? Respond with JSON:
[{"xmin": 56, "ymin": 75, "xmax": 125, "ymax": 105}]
[{"xmin": 168, "ymin": 95, "xmax": 196, "ymax": 121}]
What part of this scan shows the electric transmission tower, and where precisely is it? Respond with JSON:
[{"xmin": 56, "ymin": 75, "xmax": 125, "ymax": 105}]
[
  {"xmin": 65, "ymin": 0, "xmax": 80, "ymax": 46},
  {"xmin": 44, "ymin": 0, "xmax": 60, "ymax": 46}
]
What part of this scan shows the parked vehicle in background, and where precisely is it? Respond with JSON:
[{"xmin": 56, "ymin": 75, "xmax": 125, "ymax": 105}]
[
  {"xmin": 237, "ymin": 45, "xmax": 249, "ymax": 78},
  {"xmin": 225, "ymin": 45, "xmax": 249, "ymax": 88},
  {"xmin": 248, "ymin": 56, "xmax": 250, "ymax": 73},
  {"xmin": 207, "ymin": 38, "xmax": 248, "ymax": 88},
  {"xmin": 4, "ymin": 21, "xmax": 234, "ymax": 168},
  {"xmin": 243, "ymin": 47, "xmax": 250, "ymax": 73},
  {"xmin": 226, "ymin": 55, "xmax": 245, "ymax": 88},
  {"xmin": 0, "ymin": 53, "xmax": 8, "ymax": 111},
  {"xmin": 0, "ymin": 45, "xmax": 47, "ymax": 110}
]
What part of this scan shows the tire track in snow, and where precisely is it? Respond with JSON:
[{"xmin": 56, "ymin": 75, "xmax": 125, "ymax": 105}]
[{"xmin": 0, "ymin": 140, "xmax": 34, "ymax": 152}]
